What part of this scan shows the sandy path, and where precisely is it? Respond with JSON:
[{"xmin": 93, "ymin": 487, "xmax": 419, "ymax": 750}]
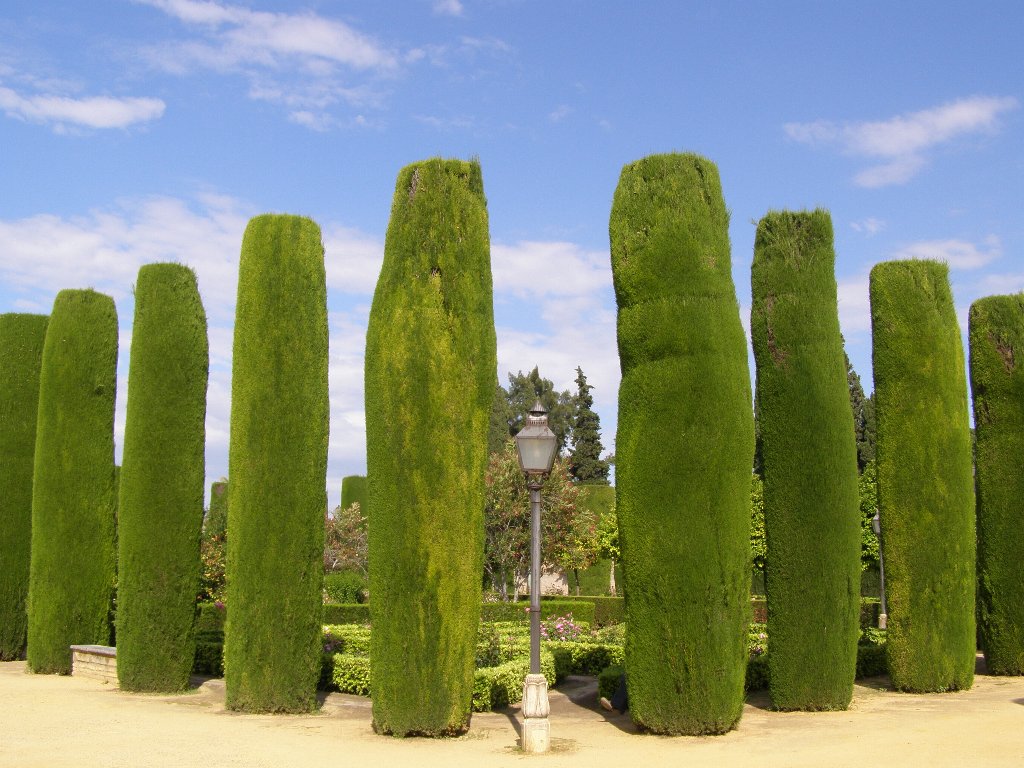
[{"xmin": 2, "ymin": 660, "xmax": 1023, "ymax": 767}]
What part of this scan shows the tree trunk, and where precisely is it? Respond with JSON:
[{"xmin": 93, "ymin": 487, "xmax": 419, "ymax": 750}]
[{"xmin": 609, "ymin": 558, "xmax": 617, "ymax": 597}]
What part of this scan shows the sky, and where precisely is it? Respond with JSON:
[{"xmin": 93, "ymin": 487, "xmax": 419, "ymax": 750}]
[{"xmin": 1, "ymin": 1, "xmax": 1021, "ymax": 505}]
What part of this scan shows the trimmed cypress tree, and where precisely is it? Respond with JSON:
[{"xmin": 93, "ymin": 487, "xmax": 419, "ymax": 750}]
[
  {"xmin": 610, "ymin": 153, "xmax": 754, "ymax": 735},
  {"xmin": 0, "ymin": 314, "xmax": 48, "ymax": 661},
  {"xmin": 117, "ymin": 263, "xmax": 209, "ymax": 692},
  {"xmin": 27, "ymin": 290, "xmax": 118, "ymax": 674},
  {"xmin": 969, "ymin": 293, "xmax": 1024, "ymax": 675},
  {"xmin": 869, "ymin": 259, "xmax": 975, "ymax": 692},
  {"xmin": 340, "ymin": 475, "xmax": 368, "ymax": 515},
  {"xmin": 365, "ymin": 158, "xmax": 497, "ymax": 736},
  {"xmin": 206, "ymin": 481, "xmax": 228, "ymax": 539},
  {"xmin": 750, "ymin": 210, "xmax": 861, "ymax": 710},
  {"xmin": 225, "ymin": 215, "xmax": 329, "ymax": 713}
]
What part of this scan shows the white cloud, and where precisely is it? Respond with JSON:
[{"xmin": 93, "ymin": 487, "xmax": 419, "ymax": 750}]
[
  {"xmin": 785, "ymin": 95, "xmax": 1018, "ymax": 187},
  {"xmin": 0, "ymin": 85, "xmax": 165, "ymax": 130},
  {"xmin": 491, "ymin": 241, "xmax": 611, "ymax": 299},
  {"xmin": 433, "ymin": 0, "xmax": 464, "ymax": 17},
  {"xmin": 549, "ymin": 104, "xmax": 571, "ymax": 123},
  {"xmin": 892, "ymin": 235, "xmax": 1002, "ymax": 271},
  {"xmin": 850, "ymin": 217, "xmax": 886, "ymax": 236}
]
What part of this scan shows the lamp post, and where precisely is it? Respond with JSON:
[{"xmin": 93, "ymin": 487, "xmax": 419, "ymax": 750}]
[
  {"xmin": 872, "ymin": 511, "xmax": 888, "ymax": 630},
  {"xmin": 514, "ymin": 399, "xmax": 558, "ymax": 754}
]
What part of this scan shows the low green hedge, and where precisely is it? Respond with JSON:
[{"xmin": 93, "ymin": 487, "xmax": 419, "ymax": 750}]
[
  {"xmin": 598, "ymin": 664, "xmax": 624, "ymax": 700},
  {"xmin": 541, "ymin": 595, "xmax": 622, "ymax": 626},
  {"xmin": 750, "ymin": 597, "xmax": 880, "ymax": 628},
  {"xmin": 323, "ymin": 572, "xmax": 367, "ymax": 604},
  {"xmin": 322, "ymin": 603, "xmax": 370, "ymax": 624},
  {"xmin": 482, "ymin": 600, "xmax": 595, "ymax": 625},
  {"xmin": 547, "ymin": 641, "xmax": 624, "ymax": 681}
]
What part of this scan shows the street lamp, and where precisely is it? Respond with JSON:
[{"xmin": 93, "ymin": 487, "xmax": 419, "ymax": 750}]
[
  {"xmin": 514, "ymin": 399, "xmax": 558, "ymax": 754},
  {"xmin": 872, "ymin": 511, "xmax": 888, "ymax": 630}
]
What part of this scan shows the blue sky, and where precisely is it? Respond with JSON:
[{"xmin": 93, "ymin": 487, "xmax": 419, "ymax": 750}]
[{"xmin": 1, "ymin": 1, "xmax": 1021, "ymax": 503}]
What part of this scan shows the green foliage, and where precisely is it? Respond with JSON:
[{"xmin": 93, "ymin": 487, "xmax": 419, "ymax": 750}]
[
  {"xmin": 322, "ymin": 570, "xmax": 367, "ymax": 604},
  {"xmin": 481, "ymin": 599, "xmax": 595, "ymax": 625},
  {"xmin": 749, "ymin": 475, "xmax": 766, "ymax": 576},
  {"xmin": 205, "ymin": 481, "xmax": 228, "ymax": 539},
  {"xmin": 569, "ymin": 367, "xmax": 610, "ymax": 483},
  {"xmin": 365, "ymin": 158, "xmax": 497, "ymax": 736},
  {"xmin": 969, "ymin": 293, "xmax": 1024, "ymax": 674},
  {"xmin": 324, "ymin": 502, "xmax": 368, "ymax": 576},
  {"xmin": 330, "ymin": 653, "xmax": 371, "ymax": 695},
  {"xmin": 471, "ymin": 651, "xmax": 556, "ymax": 711},
  {"xmin": 751, "ymin": 209, "xmax": 861, "ymax": 711},
  {"xmin": 547, "ymin": 640, "xmax": 623, "ymax": 680},
  {"xmin": 598, "ymin": 664, "xmax": 624, "ymax": 700},
  {"xmin": 487, "ymin": 382, "xmax": 515, "ymax": 455},
  {"xmin": 502, "ymin": 367, "xmax": 574, "ymax": 452},
  {"xmin": 322, "ymin": 603, "xmax": 370, "ymax": 624},
  {"xmin": 117, "ymin": 264, "xmax": 208, "ymax": 693},
  {"xmin": 339, "ymin": 475, "xmax": 368, "ymax": 517},
  {"xmin": 0, "ymin": 314, "xmax": 48, "ymax": 661},
  {"xmin": 870, "ymin": 259, "xmax": 975, "ymax": 692},
  {"xmin": 611, "ymin": 153, "xmax": 754, "ymax": 734},
  {"xmin": 541, "ymin": 594, "xmax": 622, "ymax": 626},
  {"xmin": 27, "ymin": 290, "xmax": 118, "ymax": 674},
  {"xmin": 859, "ymin": 461, "xmax": 880, "ymax": 569},
  {"xmin": 225, "ymin": 214, "xmax": 329, "ymax": 713},
  {"xmin": 323, "ymin": 624, "xmax": 371, "ymax": 656},
  {"xmin": 846, "ymin": 352, "xmax": 877, "ymax": 470}
]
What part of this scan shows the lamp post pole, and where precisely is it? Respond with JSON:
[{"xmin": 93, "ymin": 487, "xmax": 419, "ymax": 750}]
[
  {"xmin": 514, "ymin": 399, "xmax": 556, "ymax": 754},
  {"xmin": 873, "ymin": 511, "xmax": 888, "ymax": 630}
]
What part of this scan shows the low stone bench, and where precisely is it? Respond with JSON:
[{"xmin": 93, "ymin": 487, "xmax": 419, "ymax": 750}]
[{"xmin": 70, "ymin": 645, "xmax": 118, "ymax": 686}]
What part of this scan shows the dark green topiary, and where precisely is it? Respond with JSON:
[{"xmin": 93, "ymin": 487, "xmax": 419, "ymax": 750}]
[
  {"xmin": 225, "ymin": 215, "xmax": 329, "ymax": 712},
  {"xmin": 610, "ymin": 153, "xmax": 755, "ymax": 735},
  {"xmin": 869, "ymin": 259, "xmax": 975, "ymax": 692},
  {"xmin": 206, "ymin": 481, "xmax": 228, "ymax": 538},
  {"xmin": 116, "ymin": 264, "xmax": 208, "ymax": 692},
  {"xmin": 969, "ymin": 293, "xmax": 1024, "ymax": 674},
  {"xmin": 750, "ymin": 210, "xmax": 861, "ymax": 710},
  {"xmin": 365, "ymin": 158, "xmax": 497, "ymax": 736},
  {"xmin": 340, "ymin": 475, "xmax": 368, "ymax": 515},
  {"xmin": 27, "ymin": 290, "xmax": 118, "ymax": 674},
  {"xmin": 0, "ymin": 314, "xmax": 48, "ymax": 661}
]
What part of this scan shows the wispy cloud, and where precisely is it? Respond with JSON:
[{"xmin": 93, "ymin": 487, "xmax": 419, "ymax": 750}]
[
  {"xmin": 491, "ymin": 241, "xmax": 611, "ymax": 299},
  {"xmin": 785, "ymin": 95, "xmax": 1018, "ymax": 187},
  {"xmin": 433, "ymin": 0, "xmax": 464, "ymax": 17},
  {"xmin": 135, "ymin": 0, "xmax": 398, "ymax": 127},
  {"xmin": 0, "ymin": 85, "xmax": 164, "ymax": 131},
  {"xmin": 549, "ymin": 104, "xmax": 571, "ymax": 123},
  {"xmin": 891, "ymin": 235, "xmax": 1002, "ymax": 270},
  {"xmin": 850, "ymin": 217, "xmax": 886, "ymax": 236}
]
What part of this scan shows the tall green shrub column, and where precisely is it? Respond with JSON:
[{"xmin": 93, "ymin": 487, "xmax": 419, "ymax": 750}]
[
  {"xmin": 969, "ymin": 293, "xmax": 1024, "ymax": 675},
  {"xmin": 870, "ymin": 260, "xmax": 975, "ymax": 692},
  {"xmin": 365, "ymin": 158, "xmax": 497, "ymax": 736},
  {"xmin": 225, "ymin": 215, "xmax": 329, "ymax": 713},
  {"xmin": 117, "ymin": 264, "xmax": 209, "ymax": 692},
  {"xmin": 0, "ymin": 314, "xmax": 48, "ymax": 660},
  {"xmin": 27, "ymin": 290, "xmax": 118, "ymax": 674},
  {"xmin": 751, "ymin": 210, "xmax": 861, "ymax": 710},
  {"xmin": 340, "ymin": 475, "xmax": 368, "ymax": 514},
  {"xmin": 610, "ymin": 153, "xmax": 754, "ymax": 735}
]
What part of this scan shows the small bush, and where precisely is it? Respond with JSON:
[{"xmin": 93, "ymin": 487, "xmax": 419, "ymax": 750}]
[
  {"xmin": 541, "ymin": 595, "xmax": 622, "ymax": 626},
  {"xmin": 547, "ymin": 641, "xmax": 623, "ymax": 681},
  {"xmin": 598, "ymin": 664, "xmax": 624, "ymax": 700},
  {"xmin": 482, "ymin": 600, "xmax": 595, "ymax": 625},
  {"xmin": 470, "ymin": 651, "xmax": 556, "ymax": 712},
  {"xmin": 745, "ymin": 656, "xmax": 770, "ymax": 692},
  {"xmin": 330, "ymin": 653, "xmax": 371, "ymax": 696},
  {"xmin": 323, "ymin": 571, "xmax": 367, "ymax": 604},
  {"xmin": 322, "ymin": 624, "xmax": 371, "ymax": 656}
]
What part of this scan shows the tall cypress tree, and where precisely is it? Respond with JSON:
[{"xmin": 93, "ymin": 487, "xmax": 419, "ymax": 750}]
[
  {"xmin": 225, "ymin": 215, "xmax": 329, "ymax": 712},
  {"xmin": 969, "ymin": 293, "xmax": 1024, "ymax": 674},
  {"xmin": 365, "ymin": 158, "xmax": 496, "ymax": 736},
  {"xmin": 340, "ymin": 475, "xmax": 368, "ymax": 515},
  {"xmin": 569, "ymin": 367, "xmax": 609, "ymax": 484},
  {"xmin": 0, "ymin": 313, "xmax": 48, "ymax": 661},
  {"xmin": 846, "ymin": 352, "xmax": 877, "ymax": 471},
  {"xmin": 870, "ymin": 259, "xmax": 975, "ymax": 692},
  {"xmin": 610, "ymin": 153, "xmax": 754, "ymax": 735},
  {"xmin": 750, "ymin": 209, "xmax": 861, "ymax": 710},
  {"xmin": 117, "ymin": 263, "xmax": 208, "ymax": 692},
  {"xmin": 27, "ymin": 290, "xmax": 118, "ymax": 674},
  {"xmin": 205, "ymin": 481, "xmax": 228, "ymax": 539}
]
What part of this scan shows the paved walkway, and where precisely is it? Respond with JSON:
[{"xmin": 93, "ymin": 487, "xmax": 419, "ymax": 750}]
[{"xmin": 2, "ymin": 660, "xmax": 1023, "ymax": 767}]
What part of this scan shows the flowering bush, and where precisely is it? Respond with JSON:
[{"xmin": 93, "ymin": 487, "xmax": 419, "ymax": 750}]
[
  {"xmin": 540, "ymin": 612, "xmax": 585, "ymax": 642},
  {"xmin": 748, "ymin": 623, "xmax": 768, "ymax": 657}
]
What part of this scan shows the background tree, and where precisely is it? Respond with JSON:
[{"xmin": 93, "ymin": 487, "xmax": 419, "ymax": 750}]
[
  {"xmin": 569, "ymin": 367, "xmax": 610, "ymax": 484},
  {"xmin": 969, "ymin": 293, "xmax": 1024, "ymax": 674},
  {"xmin": 339, "ymin": 475, "xmax": 368, "ymax": 517},
  {"xmin": 199, "ymin": 480, "xmax": 227, "ymax": 604},
  {"xmin": 859, "ymin": 461, "xmax": 880, "ymax": 571},
  {"xmin": 27, "ymin": 289, "xmax": 118, "ymax": 674},
  {"xmin": 324, "ymin": 502, "xmax": 368, "ymax": 578},
  {"xmin": 596, "ymin": 505, "xmax": 620, "ymax": 596},
  {"xmin": 0, "ymin": 313, "xmax": 48, "ymax": 661},
  {"xmin": 225, "ymin": 214, "xmax": 329, "ymax": 713},
  {"xmin": 870, "ymin": 259, "xmax": 975, "ymax": 693},
  {"xmin": 487, "ymin": 382, "xmax": 514, "ymax": 455},
  {"xmin": 117, "ymin": 263, "xmax": 208, "ymax": 693},
  {"xmin": 611, "ymin": 153, "xmax": 754, "ymax": 735},
  {"xmin": 504, "ymin": 367, "xmax": 574, "ymax": 451},
  {"xmin": 483, "ymin": 440, "xmax": 588, "ymax": 600},
  {"xmin": 749, "ymin": 474, "xmax": 766, "ymax": 577},
  {"xmin": 365, "ymin": 158, "xmax": 496, "ymax": 737},
  {"xmin": 846, "ymin": 351, "xmax": 877, "ymax": 471}
]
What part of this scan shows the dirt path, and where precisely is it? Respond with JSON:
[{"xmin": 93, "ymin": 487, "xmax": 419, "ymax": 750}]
[{"xmin": 3, "ymin": 660, "xmax": 1023, "ymax": 767}]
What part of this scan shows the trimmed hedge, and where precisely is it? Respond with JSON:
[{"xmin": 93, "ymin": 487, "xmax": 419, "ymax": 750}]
[
  {"xmin": 225, "ymin": 215, "xmax": 329, "ymax": 713},
  {"xmin": 610, "ymin": 153, "xmax": 754, "ymax": 734},
  {"xmin": 540, "ymin": 595, "xmax": 621, "ymax": 626},
  {"xmin": 0, "ymin": 314, "xmax": 48, "ymax": 661},
  {"xmin": 969, "ymin": 293, "xmax": 1024, "ymax": 674},
  {"xmin": 206, "ymin": 481, "xmax": 227, "ymax": 538},
  {"xmin": 323, "ymin": 603, "xmax": 370, "ymax": 625},
  {"xmin": 751, "ymin": 210, "xmax": 861, "ymax": 711},
  {"xmin": 117, "ymin": 264, "xmax": 209, "ymax": 692},
  {"xmin": 365, "ymin": 158, "xmax": 497, "ymax": 736},
  {"xmin": 869, "ymin": 260, "xmax": 975, "ymax": 692},
  {"xmin": 323, "ymin": 571, "xmax": 367, "ymax": 604},
  {"xmin": 340, "ymin": 475, "xmax": 368, "ymax": 515},
  {"xmin": 27, "ymin": 290, "xmax": 118, "ymax": 674},
  {"xmin": 484, "ymin": 599, "xmax": 595, "ymax": 626}
]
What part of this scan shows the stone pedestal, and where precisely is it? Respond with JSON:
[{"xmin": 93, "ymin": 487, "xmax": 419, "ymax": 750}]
[
  {"xmin": 70, "ymin": 645, "xmax": 118, "ymax": 685},
  {"xmin": 522, "ymin": 673, "xmax": 550, "ymax": 753}
]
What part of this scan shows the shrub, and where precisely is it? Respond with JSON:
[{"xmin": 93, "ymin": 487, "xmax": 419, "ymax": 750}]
[
  {"xmin": 322, "ymin": 603, "xmax": 370, "ymax": 625},
  {"xmin": 323, "ymin": 571, "xmax": 367, "ymax": 604},
  {"xmin": 969, "ymin": 293, "xmax": 1024, "ymax": 674},
  {"xmin": 205, "ymin": 481, "xmax": 228, "ymax": 539},
  {"xmin": 323, "ymin": 624, "xmax": 371, "ymax": 656},
  {"xmin": 225, "ymin": 215, "xmax": 329, "ymax": 713},
  {"xmin": 0, "ymin": 314, "xmax": 48, "ymax": 661},
  {"xmin": 330, "ymin": 653, "xmax": 371, "ymax": 696},
  {"xmin": 27, "ymin": 290, "xmax": 118, "ymax": 674},
  {"xmin": 117, "ymin": 264, "xmax": 208, "ymax": 693},
  {"xmin": 870, "ymin": 260, "xmax": 975, "ymax": 692},
  {"xmin": 610, "ymin": 153, "xmax": 754, "ymax": 734},
  {"xmin": 598, "ymin": 664, "xmax": 624, "ymax": 700},
  {"xmin": 482, "ymin": 599, "xmax": 595, "ymax": 626},
  {"xmin": 365, "ymin": 158, "xmax": 497, "ymax": 736},
  {"xmin": 470, "ymin": 651, "xmax": 556, "ymax": 712},
  {"xmin": 547, "ymin": 641, "xmax": 624, "ymax": 681},
  {"xmin": 751, "ymin": 210, "xmax": 861, "ymax": 711},
  {"xmin": 340, "ymin": 475, "xmax": 368, "ymax": 517}
]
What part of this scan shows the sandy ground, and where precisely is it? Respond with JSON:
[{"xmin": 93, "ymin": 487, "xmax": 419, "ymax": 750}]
[{"xmin": 2, "ymin": 659, "xmax": 1024, "ymax": 768}]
